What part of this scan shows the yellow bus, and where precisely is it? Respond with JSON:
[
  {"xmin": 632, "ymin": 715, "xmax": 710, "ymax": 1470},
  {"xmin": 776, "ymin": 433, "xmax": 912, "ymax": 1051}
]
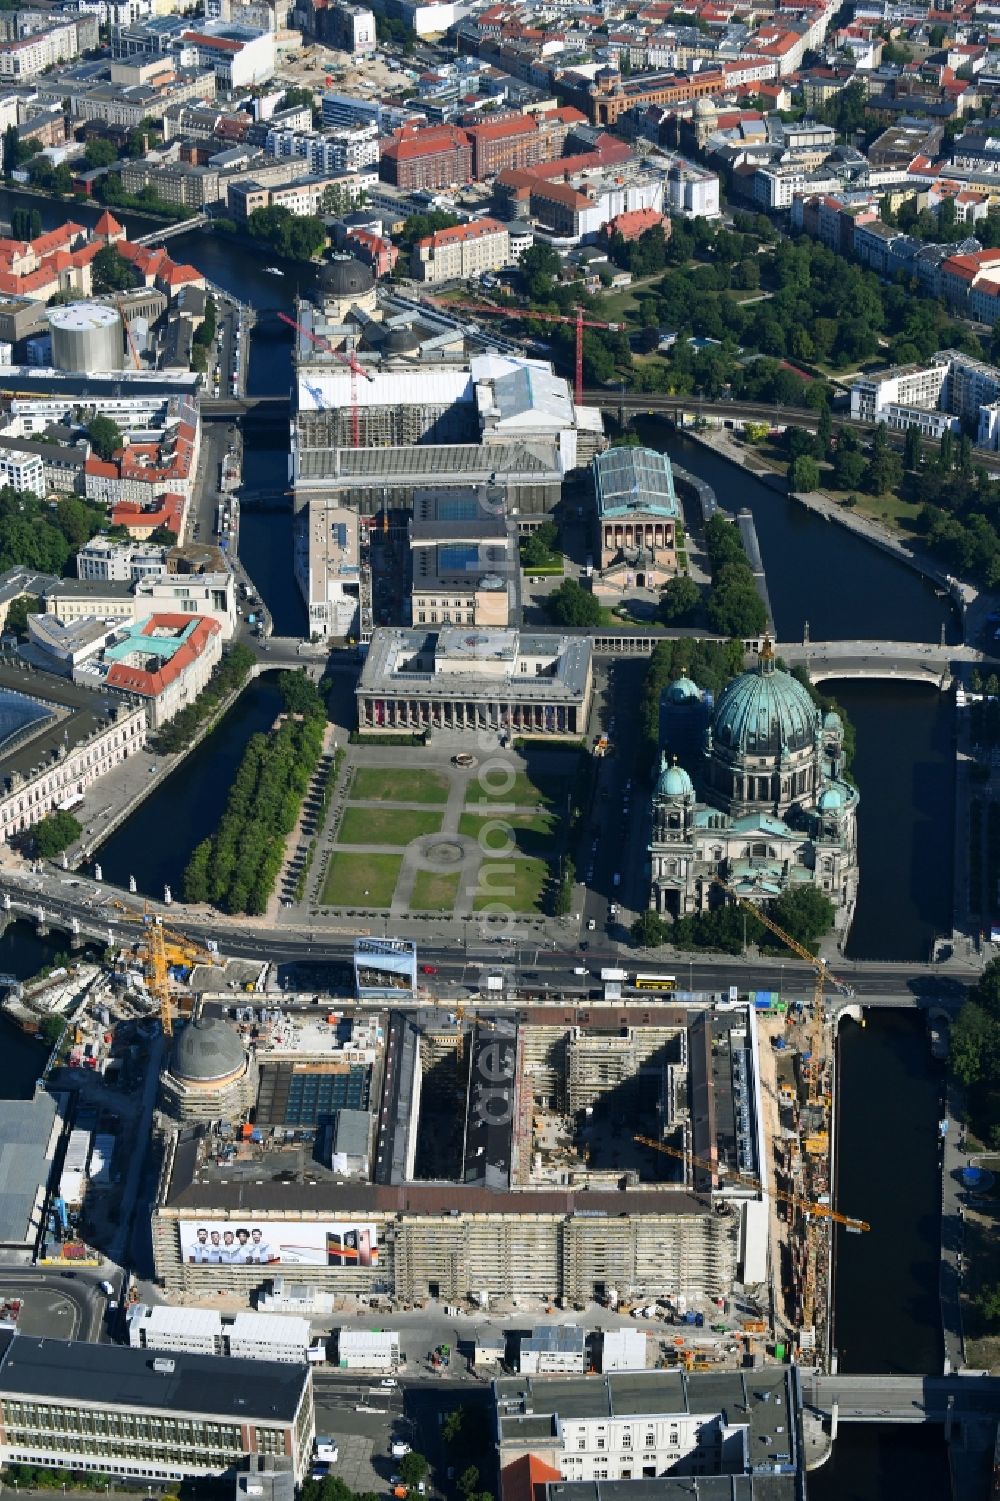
[{"xmin": 633, "ymin": 973, "xmax": 677, "ymax": 991}]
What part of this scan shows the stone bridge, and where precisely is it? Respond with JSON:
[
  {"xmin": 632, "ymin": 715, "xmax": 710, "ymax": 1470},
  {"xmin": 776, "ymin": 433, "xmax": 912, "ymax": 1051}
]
[{"xmin": 775, "ymin": 639, "xmax": 982, "ymax": 687}]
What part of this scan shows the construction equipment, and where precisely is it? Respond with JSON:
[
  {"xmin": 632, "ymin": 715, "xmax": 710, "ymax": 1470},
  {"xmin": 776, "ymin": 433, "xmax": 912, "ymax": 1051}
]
[
  {"xmin": 123, "ymin": 316, "xmax": 141, "ymax": 372},
  {"xmin": 633, "ymin": 1134, "xmax": 869, "ymax": 1233},
  {"xmin": 711, "ymin": 874, "xmax": 853, "ymax": 1107},
  {"xmin": 277, "ymin": 310, "xmax": 374, "ymax": 447},
  {"xmin": 440, "ymin": 302, "xmax": 620, "ymax": 406},
  {"xmin": 108, "ymin": 901, "xmax": 219, "ymax": 1037}
]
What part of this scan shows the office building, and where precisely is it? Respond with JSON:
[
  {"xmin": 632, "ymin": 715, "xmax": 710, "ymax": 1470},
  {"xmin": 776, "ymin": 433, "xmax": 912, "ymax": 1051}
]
[
  {"xmin": 0, "ymin": 1331, "xmax": 315, "ymax": 1482},
  {"xmin": 0, "ymin": 1090, "xmax": 61, "ymax": 1255},
  {"xmin": 335, "ymin": 1329, "xmax": 400, "ymax": 1371},
  {"xmin": 519, "ymin": 1327, "xmax": 586, "ymax": 1375},
  {"xmin": 494, "ymin": 1368, "xmax": 804, "ymax": 1498}
]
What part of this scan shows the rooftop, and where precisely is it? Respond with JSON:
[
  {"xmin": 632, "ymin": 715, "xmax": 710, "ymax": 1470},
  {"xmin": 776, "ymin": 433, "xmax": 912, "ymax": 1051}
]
[
  {"xmin": 0, "ymin": 1332, "xmax": 309, "ymax": 1423},
  {"xmin": 0, "ymin": 1090, "xmax": 58, "ymax": 1245},
  {"xmin": 593, "ymin": 445, "xmax": 679, "ymax": 518}
]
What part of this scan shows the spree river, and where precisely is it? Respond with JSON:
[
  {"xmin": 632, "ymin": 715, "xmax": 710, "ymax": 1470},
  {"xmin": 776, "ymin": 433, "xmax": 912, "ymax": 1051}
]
[{"xmin": 0, "ymin": 206, "xmax": 962, "ymax": 1487}]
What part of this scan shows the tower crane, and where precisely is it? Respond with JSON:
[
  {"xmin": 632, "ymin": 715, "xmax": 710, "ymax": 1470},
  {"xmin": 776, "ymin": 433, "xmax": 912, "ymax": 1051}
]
[
  {"xmin": 277, "ymin": 310, "xmax": 374, "ymax": 448},
  {"xmin": 439, "ymin": 302, "xmax": 620, "ymax": 406},
  {"xmin": 633, "ymin": 1134, "xmax": 869, "ymax": 1233},
  {"xmin": 108, "ymin": 902, "xmax": 219, "ymax": 1038},
  {"xmin": 711, "ymin": 874, "xmax": 853, "ymax": 1107}
]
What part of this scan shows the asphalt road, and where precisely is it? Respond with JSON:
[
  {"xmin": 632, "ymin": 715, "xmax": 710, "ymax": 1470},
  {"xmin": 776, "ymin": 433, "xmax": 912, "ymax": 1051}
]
[{"xmin": 0, "ymin": 1267, "xmax": 108, "ymax": 1343}]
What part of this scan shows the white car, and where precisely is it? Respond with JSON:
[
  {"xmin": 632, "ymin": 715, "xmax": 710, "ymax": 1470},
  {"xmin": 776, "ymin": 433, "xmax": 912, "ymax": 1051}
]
[
  {"xmin": 391, "ymin": 1442, "xmax": 412, "ymax": 1459},
  {"xmin": 380, "ymin": 1377, "xmax": 398, "ymax": 1388}
]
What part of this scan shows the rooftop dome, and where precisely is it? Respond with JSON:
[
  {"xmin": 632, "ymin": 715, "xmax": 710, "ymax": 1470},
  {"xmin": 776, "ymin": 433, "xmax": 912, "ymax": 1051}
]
[
  {"xmin": 657, "ymin": 753, "xmax": 694, "ymax": 800},
  {"xmin": 823, "ymin": 710, "xmax": 843, "ymax": 732},
  {"xmin": 319, "ymin": 256, "xmax": 375, "ymax": 299},
  {"xmin": 694, "ymin": 96, "xmax": 718, "ymax": 118},
  {"xmin": 170, "ymin": 1016, "xmax": 246, "ymax": 1085},
  {"xmin": 711, "ymin": 654, "xmax": 818, "ymax": 758},
  {"xmin": 818, "ymin": 785, "xmax": 844, "ymax": 812},
  {"xmin": 666, "ymin": 675, "xmax": 701, "ymax": 705}
]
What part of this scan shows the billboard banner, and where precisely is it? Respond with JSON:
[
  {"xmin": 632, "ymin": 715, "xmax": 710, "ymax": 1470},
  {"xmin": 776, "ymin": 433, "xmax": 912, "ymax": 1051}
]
[{"xmin": 180, "ymin": 1220, "xmax": 379, "ymax": 1268}]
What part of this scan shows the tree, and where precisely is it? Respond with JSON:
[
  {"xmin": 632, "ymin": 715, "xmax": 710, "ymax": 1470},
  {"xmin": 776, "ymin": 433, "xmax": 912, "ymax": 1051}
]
[
  {"xmin": 248, "ymin": 205, "xmax": 326, "ymax": 262},
  {"xmin": 87, "ymin": 414, "xmax": 122, "ymax": 461},
  {"xmin": 789, "ymin": 454, "xmax": 820, "ymax": 492},
  {"xmin": 90, "ymin": 244, "xmax": 131, "ymax": 291},
  {"xmin": 632, "ymin": 910, "xmax": 669, "ymax": 947},
  {"xmin": 546, "ymin": 579, "xmax": 602, "ymax": 627},
  {"xmin": 833, "ymin": 446, "xmax": 866, "ymax": 491},
  {"xmin": 40, "ymin": 1013, "xmax": 65, "ymax": 1047},
  {"xmin": 658, "ymin": 575, "xmax": 701, "ymax": 624},
  {"xmin": 519, "ymin": 243, "xmax": 562, "ymax": 302},
  {"xmin": 4, "ymin": 593, "xmax": 42, "ymax": 638},
  {"xmin": 817, "ymin": 405, "xmax": 833, "ymax": 456},
  {"xmin": 770, "ymin": 885, "xmax": 835, "ymax": 949},
  {"xmin": 904, "ymin": 424, "xmax": 922, "ymax": 472},
  {"xmin": 3, "ymin": 124, "xmax": 23, "ymax": 179},
  {"xmin": 33, "ymin": 811, "xmax": 82, "ymax": 858},
  {"xmin": 84, "ymin": 138, "xmax": 117, "ymax": 169},
  {"xmin": 280, "ymin": 669, "xmax": 325, "ymax": 717},
  {"xmin": 398, "ymin": 1455, "xmax": 428, "ymax": 1488}
]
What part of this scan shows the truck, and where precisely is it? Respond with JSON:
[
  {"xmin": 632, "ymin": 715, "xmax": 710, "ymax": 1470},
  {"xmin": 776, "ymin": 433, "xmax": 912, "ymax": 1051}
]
[{"xmin": 600, "ymin": 968, "xmax": 627, "ymax": 982}]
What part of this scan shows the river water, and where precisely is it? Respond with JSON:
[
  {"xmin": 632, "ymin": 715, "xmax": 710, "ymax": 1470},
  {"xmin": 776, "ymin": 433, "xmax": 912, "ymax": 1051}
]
[{"xmin": 0, "ymin": 208, "xmax": 963, "ymax": 1487}]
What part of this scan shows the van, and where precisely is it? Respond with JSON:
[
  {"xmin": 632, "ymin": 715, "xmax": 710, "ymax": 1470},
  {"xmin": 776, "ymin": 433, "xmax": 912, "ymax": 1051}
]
[
  {"xmin": 573, "ymin": 966, "xmax": 588, "ymax": 976},
  {"xmin": 314, "ymin": 1439, "xmax": 339, "ymax": 1463}
]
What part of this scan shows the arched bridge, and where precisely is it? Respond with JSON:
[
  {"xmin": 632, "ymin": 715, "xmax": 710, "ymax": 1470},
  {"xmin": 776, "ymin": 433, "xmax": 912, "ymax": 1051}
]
[{"xmin": 776, "ymin": 640, "xmax": 983, "ymax": 687}]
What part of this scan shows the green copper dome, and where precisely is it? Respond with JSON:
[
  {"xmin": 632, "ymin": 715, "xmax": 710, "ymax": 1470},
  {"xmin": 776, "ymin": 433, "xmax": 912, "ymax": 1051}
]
[
  {"xmin": 818, "ymin": 785, "xmax": 844, "ymax": 812},
  {"xmin": 712, "ymin": 663, "xmax": 818, "ymax": 756},
  {"xmin": 657, "ymin": 753, "xmax": 694, "ymax": 799},
  {"xmin": 666, "ymin": 675, "xmax": 701, "ymax": 705}
]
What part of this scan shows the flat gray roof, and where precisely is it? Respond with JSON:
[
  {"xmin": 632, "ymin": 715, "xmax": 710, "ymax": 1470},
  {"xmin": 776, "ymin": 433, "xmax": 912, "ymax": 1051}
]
[
  {"xmin": 0, "ymin": 1333, "xmax": 309, "ymax": 1424},
  {"xmin": 0, "ymin": 1091, "xmax": 57, "ymax": 1244}
]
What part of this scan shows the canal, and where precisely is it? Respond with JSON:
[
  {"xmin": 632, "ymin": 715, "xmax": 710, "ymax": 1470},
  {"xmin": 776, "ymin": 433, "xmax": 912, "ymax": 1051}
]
[{"xmin": 94, "ymin": 676, "xmax": 283, "ymax": 899}]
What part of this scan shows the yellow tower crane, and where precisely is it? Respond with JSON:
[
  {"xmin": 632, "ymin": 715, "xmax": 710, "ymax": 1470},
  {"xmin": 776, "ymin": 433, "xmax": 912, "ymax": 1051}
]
[
  {"xmin": 108, "ymin": 901, "xmax": 219, "ymax": 1037},
  {"xmin": 711, "ymin": 875, "xmax": 853, "ymax": 1106},
  {"xmin": 632, "ymin": 1134, "xmax": 869, "ymax": 1233}
]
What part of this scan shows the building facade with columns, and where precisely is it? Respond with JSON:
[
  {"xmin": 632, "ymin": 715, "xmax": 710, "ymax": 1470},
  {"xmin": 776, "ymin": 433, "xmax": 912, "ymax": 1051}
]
[
  {"xmin": 356, "ymin": 627, "xmax": 593, "ymax": 737},
  {"xmin": 648, "ymin": 645, "xmax": 859, "ymax": 936}
]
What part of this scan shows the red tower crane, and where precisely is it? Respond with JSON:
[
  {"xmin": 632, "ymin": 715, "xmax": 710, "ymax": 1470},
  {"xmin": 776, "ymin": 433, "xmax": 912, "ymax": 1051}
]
[
  {"xmin": 278, "ymin": 310, "xmax": 374, "ymax": 448},
  {"xmin": 441, "ymin": 302, "xmax": 620, "ymax": 406}
]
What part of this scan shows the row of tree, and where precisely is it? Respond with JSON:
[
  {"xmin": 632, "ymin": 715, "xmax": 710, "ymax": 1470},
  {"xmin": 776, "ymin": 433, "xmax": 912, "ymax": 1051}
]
[
  {"xmin": 182, "ymin": 673, "xmax": 327, "ymax": 914},
  {"xmin": 153, "ymin": 644, "xmax": 256, "ymax": 754},
  {"xmin": 702, "ymin": 513, "xmax": 769, "ymax": 637}
]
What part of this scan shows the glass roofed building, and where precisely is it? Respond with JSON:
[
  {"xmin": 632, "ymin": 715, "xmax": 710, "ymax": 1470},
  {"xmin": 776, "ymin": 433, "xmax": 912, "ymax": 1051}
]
[
  {"xmin": 648, "ymin": 642, "xmax": 859, "ymax": 937},
  {"xmin": 592, "ymin": 445, "xmax": 680, "ymax": 597}
]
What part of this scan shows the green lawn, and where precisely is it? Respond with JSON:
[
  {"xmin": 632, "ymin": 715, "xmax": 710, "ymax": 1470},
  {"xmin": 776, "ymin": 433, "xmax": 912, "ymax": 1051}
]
[
  {"xmin": 409, "ymin": 869, "xmax": 461, "ymax": 912},
  {"xmin": 472, "ymin": 855, "xmax": 551, "ymax": 912},
  {"xmin": 465, "ymin": 771, "xmax": 556, "ymax": 808},
  {"xmin": 349, "ymin": 767, "xmax": 451, "ymax": 804},
  {"xmin": 338, "ymin": 806, "xmax": 443, "ymax": 846},
  {"xmin": 320, "ymin": 851, "xmax": 402, "ymax": 907},
  {"xmin": 459, "ymin": 810, "xmax": 556, "ymax": 857},
  {"xmin": 821, "ymin": 486, "xmax": 922, "ymax": 537}
]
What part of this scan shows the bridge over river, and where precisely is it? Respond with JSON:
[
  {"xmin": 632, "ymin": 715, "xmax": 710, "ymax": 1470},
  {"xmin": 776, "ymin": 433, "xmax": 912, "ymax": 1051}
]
[{"xmin": 805, "ymin": 1372, "xmax": 1000, "ymax": 1425}]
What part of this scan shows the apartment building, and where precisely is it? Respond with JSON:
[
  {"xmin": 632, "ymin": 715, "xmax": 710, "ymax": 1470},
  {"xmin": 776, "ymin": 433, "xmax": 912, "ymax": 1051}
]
[
  {"xmin": 849, "ymin": 361, "xmax": 949, "ymax": 423},
  {"xmin": 179, "ymin": 22, "xmax": 275, "ymax": 87},
  {"xmin": 76, "ymin": 539, "xmax": 166, "ymax": 582},
  {"xmin": 412, "ymin": 218, "xmax": 511, "ymax": 283},
  {"xmin": 0, "ymin": 18, "xmax": 81, "ymax": 78},
  {"xmin": 266, "ymin": 125, "xmax": 379, "ymax": 173},
  {"xmin": 120, "ymin": 159, "xmax": 222, "ymax": 208},
  {"xmin": 380, "ymin": 123, "xmax": 472, "ymax": 190}
]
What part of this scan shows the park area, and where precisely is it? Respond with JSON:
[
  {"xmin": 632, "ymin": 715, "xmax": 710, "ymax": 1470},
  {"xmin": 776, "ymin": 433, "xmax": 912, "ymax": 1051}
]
[{"xmin": 317, "ymin": 748, "xmax": 580, "ymax": 914}]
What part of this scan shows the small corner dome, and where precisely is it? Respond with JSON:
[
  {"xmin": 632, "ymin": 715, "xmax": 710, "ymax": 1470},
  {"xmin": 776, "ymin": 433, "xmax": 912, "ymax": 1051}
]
[
  {"xmin": 319, "ymin": 257, "xmax": 375, "ymax": 298},
  {"xmin": 823, "ymin": 710, "xmax": 843, "ymax": 731},
  {"xmin": 657, "ymin": 755, "xmax": 694, "ymax": 799},
  {"xmin": 170, "ymin": 1016, "xmax": 246, "ymax": 1083},
  {"xmin": 666, "ymin": 675, "xmax": 701, "ymax": 705},
  {"xmin": 818, "ymin": 785, "xmax": 844, "ymax": 813}
]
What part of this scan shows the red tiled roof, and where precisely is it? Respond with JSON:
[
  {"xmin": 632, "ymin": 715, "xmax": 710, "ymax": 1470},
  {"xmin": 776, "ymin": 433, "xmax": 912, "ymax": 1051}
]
[
  {"xmin": 500, "ymin": 1457, "xmax": 562, "ymax": 1501},
  {"xmin": 418, "ymin": 217, "xmax": 506, "ymax": 248},
  {"xmin": 106, "ymin": 613, "xmax": 220, "ymax": 699}
]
